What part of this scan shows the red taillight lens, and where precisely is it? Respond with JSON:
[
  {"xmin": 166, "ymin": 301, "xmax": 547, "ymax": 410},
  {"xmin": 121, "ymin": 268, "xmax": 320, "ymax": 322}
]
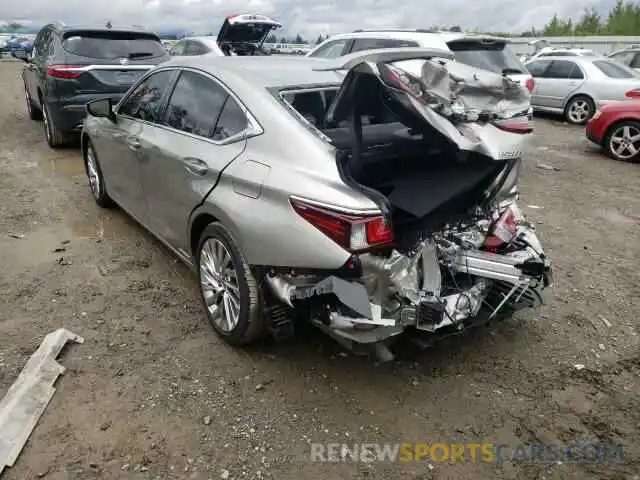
[
  {"xmin": 483, "ymin": 206, "xmax": 517, "ymax": 252},
  {"xmin": 625, "ymin": 88, "xmax": 640, "ymax": 99},
  {"xmin": 492, "ymin": 116, "xmax": 533, "ymax": 134},
  {"xmin": 290, "ymin": 198, "xmax": 394, "ymax": 252},
  {"xmin": 525, "ymin": 78, "xmax": 534, "ymax": 92},
  {"xmin": 46, "ymin": 65, "xmax": 82, "ymax": 79}
]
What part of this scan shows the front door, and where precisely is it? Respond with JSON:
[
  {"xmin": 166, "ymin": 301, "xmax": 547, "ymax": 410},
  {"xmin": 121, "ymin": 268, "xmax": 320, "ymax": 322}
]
[{"xmin": 101, "ymin": 69, "xmax": 178, "ymax": 222}]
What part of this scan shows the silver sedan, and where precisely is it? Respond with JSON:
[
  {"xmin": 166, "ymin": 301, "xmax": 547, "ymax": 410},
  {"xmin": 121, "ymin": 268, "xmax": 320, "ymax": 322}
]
[{"xmin": 525, "ymin": 55, "xmax": 640, "ymax": 124}]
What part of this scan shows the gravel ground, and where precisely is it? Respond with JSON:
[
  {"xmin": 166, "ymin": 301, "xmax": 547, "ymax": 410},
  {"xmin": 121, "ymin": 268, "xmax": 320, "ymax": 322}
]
[{"xmin": 0, "ymin": 59, "xmax": 639, "ymax": 480}]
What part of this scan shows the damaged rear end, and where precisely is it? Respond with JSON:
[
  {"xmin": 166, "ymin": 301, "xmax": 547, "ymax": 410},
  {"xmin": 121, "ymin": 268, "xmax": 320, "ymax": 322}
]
[{"xmin": 266, "ymin": 48, "xmax": 552, "ymax": 360}]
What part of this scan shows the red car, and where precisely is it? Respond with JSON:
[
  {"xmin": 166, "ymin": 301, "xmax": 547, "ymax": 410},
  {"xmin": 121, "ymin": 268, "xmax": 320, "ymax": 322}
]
[{"xmin": 586, "ymin": 100, "xmax": 640, "ymax": 162}]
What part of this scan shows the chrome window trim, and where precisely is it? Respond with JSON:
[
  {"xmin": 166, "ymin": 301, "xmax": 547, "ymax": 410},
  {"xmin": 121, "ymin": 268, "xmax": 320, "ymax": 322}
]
[
  {"xmin": 115, "ymin": 65, "xmax": 263, "ymax": 146},
  {"xmin": 289, "ymin": 195, "xmax": 381, "ymax": 216}
]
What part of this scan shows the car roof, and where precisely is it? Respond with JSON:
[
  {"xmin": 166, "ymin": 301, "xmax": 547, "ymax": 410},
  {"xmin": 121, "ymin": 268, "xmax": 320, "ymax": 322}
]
[
  {"xmin": 527, "ymin": 55, "xmax": 607, "ymax": 63},
  {"xmin": 183, "ymin": 36, "xmax": 219, "ymax": 45},
  {"xmin": 162, "ymin": 55, "xmax": 342, "ymax": 89},
  {"xmin": 48, "ymin": 23, "xmax": 156, "ymax": 37},
  {"xmin": 324, "ymin": 30, "xmax": 509, "ymax": 44}
]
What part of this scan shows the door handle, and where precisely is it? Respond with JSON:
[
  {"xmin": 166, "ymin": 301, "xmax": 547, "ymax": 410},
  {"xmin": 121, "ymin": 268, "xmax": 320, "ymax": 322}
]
[{"xmin": 183, "ymin": 157, "xmax": 209, "ymax": 176}]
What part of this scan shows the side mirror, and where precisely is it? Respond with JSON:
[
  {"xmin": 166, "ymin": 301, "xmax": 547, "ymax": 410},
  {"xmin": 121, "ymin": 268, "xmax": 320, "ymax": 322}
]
[
  {"xmin": 12, "ymin": 50, "xmax": 28, "ymax": 62},
  {"xmin": 86, "ymin": 98, "xmax": 116, "ymax": 122}
]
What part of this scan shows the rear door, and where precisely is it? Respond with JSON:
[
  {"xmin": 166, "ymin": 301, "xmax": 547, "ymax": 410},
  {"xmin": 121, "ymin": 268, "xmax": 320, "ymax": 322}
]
[
  {"xmin": 525, "ymin": 60, "xmax": 552, "ymax": 107},
  {"xmin": 139, "ymin": 70, "xmax": 251, "ymax": 251},
  {"xmin": 55, "ymin": 30, "xmax": 169, "ymax": 104}
]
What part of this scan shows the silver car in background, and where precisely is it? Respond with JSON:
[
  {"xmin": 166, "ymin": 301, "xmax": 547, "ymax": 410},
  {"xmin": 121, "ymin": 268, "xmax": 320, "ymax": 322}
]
[
  {"xmin": 81, "ymin": 49, "xmax": 551, "ymax": 361},
  {"xmin": 525, "ymin": 55, "xmax": 640, "ymax": 124}
]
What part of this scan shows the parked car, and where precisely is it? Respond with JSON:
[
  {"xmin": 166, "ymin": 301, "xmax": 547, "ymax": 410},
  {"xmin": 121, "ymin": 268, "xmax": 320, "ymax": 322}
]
[
  {"xmin": 586, "ymin": 100, "xmax": 640, "ymax": 162},
  {"xmin": 526, "ymin": 47, "xmax": 596, "ymax": 62},
  {"xmin": 4, "ymin": 36, "xmax": 33, "ymax": 55},
  {"xmin": 306, "ymin": 30, "xmax": 535, "ymax": 93},
  {"xmin": 169, "ymin": 14, "xmax": 281, "ymax": 57},
  {"xmin": 13, "ymin": 22, "xmax": 169, "ymax": 148},
  {"xmin": 608, "ymin": 47, "xmax": 640, "ymax": 72},
  {"xmin": 525, "ymin": 55, "xmax": 640, "ymax": 124},
  {"xmin": 80, "ymin": 50, "xmax": 551, "ymax": 360}
]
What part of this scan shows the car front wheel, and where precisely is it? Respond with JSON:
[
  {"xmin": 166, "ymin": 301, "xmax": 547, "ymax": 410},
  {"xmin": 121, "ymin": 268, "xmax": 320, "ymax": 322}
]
[
  {"xmin": 24, "ymin": 83, "xmax": 42, "ymax": 121},
  {"xmin": 42, "ymin": 102, "xmax": 69, "ymax": 148},
  {"xmin": 604, "ymin": 121, "xmax": 640, "ymax": 163},
  {"xmin": 197, "ymin": 222, "xmax": 266, "ymax": 346}
]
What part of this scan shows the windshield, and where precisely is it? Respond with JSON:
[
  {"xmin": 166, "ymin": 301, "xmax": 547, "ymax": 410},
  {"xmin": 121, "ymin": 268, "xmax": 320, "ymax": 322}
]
[
  {"xmin": 62, "ymin": 31, "xmax": 166, "ymax": 59},
  {"xmin": 593, "ymin": 60, "xmax": 636, "ymax": 79},
  {"xmin": 449, "ymin": 41, "xmax": 526, "ymax": 74}
]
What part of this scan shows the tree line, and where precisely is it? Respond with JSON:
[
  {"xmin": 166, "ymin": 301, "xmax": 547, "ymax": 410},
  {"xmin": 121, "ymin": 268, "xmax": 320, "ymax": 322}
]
[{"xmin": 2, "ymin": 2, "xmax": 639, "ymax": 39}]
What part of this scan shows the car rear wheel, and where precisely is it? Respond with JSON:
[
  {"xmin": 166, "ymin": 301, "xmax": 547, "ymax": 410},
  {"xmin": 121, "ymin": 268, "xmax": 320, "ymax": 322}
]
[
  {"xmin": 84, "ymin": 139, "xmax": 114, "ymax": 207},
  {"xmin": 42, "ymin": 102, "xmax": 69, "ymax": 148},
  {"xmin": 24, "ymin": 83, "xmax": 42, "ymax": 121},
  {"xmin": 564, "ymin": 96, "xmax": 595, "ymax": 125},
  {"xmin": 604, "ymin": 121, "xmax": 640, "ymax": 163},
  {"xmin": 196, "ymin": 223, "xmax": 266, "ymax": 346}
]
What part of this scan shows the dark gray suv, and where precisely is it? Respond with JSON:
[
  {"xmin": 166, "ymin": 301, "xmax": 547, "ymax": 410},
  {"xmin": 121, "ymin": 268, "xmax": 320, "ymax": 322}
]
[{"xmin": 14, "ymin": 22, "xmax": 170, "ymax": 148}]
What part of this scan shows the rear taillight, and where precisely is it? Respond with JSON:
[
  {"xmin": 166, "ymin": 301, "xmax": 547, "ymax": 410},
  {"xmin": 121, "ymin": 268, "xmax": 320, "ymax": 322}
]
[
  {"xmin": 492, "ymin": 116, "xmax": 533, "ymax": 134},
  {"xmin": 483, "ymin": 205, "xmax": 517, "ymax": 252},
  {"xmin": 290, "ymin": 198, "xmax": 394, "ymax": 252},
  {"xmin": 525, "ymin": 78, "xmax": 535, "ymax": 92},
  {"xmin": 625, "ymin": 88, "xmax": 640, "ymax": 99},
  {"xmin": 46, "ymin": 65, "xmax": 82, "ymax": 79}
]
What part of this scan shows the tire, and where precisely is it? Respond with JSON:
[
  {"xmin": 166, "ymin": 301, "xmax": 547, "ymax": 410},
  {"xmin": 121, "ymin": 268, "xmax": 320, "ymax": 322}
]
[
  {"xmin": 196, "ymin": 222, "xmax": 266, "ymax": 346},
  {"xmin": 42, "ymin": 101, "xmax": 69, "ymax": 148},
  {"xmin": 564, "ymin": 95, "xmax": 595, "ymax": 125},
  {"xmin": 24, "ymin": 83, "xmax": 42, "ymax": 121},
  {"xmin": 84, "ymin": 139, "xmax": 114, "ymax": 207},
  {"xmin": 603, "ymin": 120, "xmax": 640, "ymax": 163}
]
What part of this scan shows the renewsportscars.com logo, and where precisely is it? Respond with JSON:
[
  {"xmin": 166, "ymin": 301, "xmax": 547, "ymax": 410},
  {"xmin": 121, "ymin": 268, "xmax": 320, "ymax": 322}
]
[{"xmin": 310, "ymin": 443, "xmax": 625, "ymax": 463}]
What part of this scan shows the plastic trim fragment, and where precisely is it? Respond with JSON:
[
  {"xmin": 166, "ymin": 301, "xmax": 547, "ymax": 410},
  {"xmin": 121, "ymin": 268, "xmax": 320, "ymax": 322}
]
[{"xmin": 0, "ymin": 328, "xmax": 84, "ymax": 475}]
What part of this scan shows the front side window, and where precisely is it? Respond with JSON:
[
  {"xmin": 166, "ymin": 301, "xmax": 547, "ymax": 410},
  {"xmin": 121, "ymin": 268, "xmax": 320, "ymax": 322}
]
[
  {"xmin": 164, "ymin": 70, "xmax": 230, "ymax": 139},
  {"xmin": 169, "ymin": 41, "xmax": 186, "ymax": 56},
  {"xmin": 308, "ymin": 39, "xmax": 348, "ymax": 59},
  {"xmin": 117, "ymin": 70, "xmax": 175, "ymax": 122}
]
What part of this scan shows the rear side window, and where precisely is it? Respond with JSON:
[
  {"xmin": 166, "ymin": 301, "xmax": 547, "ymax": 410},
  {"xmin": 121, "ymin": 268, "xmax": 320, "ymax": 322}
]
[
  {"xmin": 545, "ymin": 60, "xmax": 582, "ymax": 79},
  {"xmin": 164, "ymin": 71, "xmax": 230, "ymax": 139},
  {"xmin": 526, "ymin": 60, "xmax": 551, "ymax": 77},
  {"xmin": 351, "ymin": 38, "xmax": 419, "ymax": 53},
  {"xmin": 213, "ymin": 98, "xmax": 248, "ymax": 141},
  {"xmin": 593, "ymin": 60, "xmax": 635, "ymax": 78},
  {"xmin": 62, "ymin": 31, "xmax": 166, "ymax": 60},
  {"xmin": 449, "ymin": 41, "xmax": 525, "ymax": 74},
  {"xmin": 118, "ymin": 70, "xmax": 175, "ymax": 122}
]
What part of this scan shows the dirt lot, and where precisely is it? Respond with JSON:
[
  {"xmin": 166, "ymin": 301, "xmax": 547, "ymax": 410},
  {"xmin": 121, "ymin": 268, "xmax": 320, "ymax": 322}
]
[{"xmin": 0, "ymin": 59, "xmax": 639, "ymax": 480}]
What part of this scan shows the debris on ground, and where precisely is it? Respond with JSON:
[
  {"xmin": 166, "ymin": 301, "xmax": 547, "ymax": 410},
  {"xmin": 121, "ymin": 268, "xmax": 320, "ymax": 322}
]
[{"xmin": 0, "ymin": 328, "xmax": 84, "ymax": 476}]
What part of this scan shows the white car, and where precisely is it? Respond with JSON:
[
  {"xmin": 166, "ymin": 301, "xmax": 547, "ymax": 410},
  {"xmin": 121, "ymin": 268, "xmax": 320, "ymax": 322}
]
[
  {"xmin": 306, "ymin": 30, "xmax": 535, "ymax": 93},
  {"xmin": 608, "ymin": 48, "xmax": 640, "ymax": 73},
  {"xmin": 526, "ymin": 47, "xmax": 597, "ymax": 63},
  {"xmin": 168, "ymin": 14, "xmax": 281, "ymax": 57}
]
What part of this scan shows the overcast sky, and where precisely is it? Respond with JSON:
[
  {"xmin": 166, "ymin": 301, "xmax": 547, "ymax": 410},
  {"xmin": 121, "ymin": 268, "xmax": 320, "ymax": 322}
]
[{"xmin": 2, "ymin": 0, "xmax": 615, "ymax": 37}]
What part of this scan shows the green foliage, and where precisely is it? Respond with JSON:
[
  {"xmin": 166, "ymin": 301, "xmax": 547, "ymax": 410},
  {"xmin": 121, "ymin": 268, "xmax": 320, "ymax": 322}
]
[{"xmin": 542, "ymin": 0, "xmax": 640, "ymax": 36}]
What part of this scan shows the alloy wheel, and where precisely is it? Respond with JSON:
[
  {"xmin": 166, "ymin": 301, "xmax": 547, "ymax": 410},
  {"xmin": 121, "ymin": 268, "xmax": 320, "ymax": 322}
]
[
  {"xmin": 567, "ymin": 99, "xmax": 590, "ymax": 124},
  {"xmin": 609, "ymin": 125, "xmax": 640, "ymax": 161},
  {"xmin": 199, "ymin": 238, "xmax": 241, "ymax": 333},
  {"xmin": 43, "ymin": 105, "xmax": 51, "ymax": 142},
  {"xmin": 86, "ymin": 145, "xmax": 101, "ymax": 198}
]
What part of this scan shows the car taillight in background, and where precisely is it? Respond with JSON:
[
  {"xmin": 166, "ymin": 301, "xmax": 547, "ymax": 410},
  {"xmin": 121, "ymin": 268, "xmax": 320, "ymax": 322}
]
[
  {"xmin": 525, "ymin": 78, "xmax": 535, "ymax": 92},
  {"xmin": 625, "ymin": 88, "xmax": 640, "ymax": 99},
  {"xmin": 483, "ymin": 205, "xmax": 518, "ymax": 252},
  {"xmin": 46, "ymin": 65, "xmax": 82, "ymax": 79},
  {"xmin": 290, "ymin": 198, "xmax": 394, "ymax": 252},
  {"xmin": 492, "ymin": 116, "xmax": 534, "ymax": 134}
]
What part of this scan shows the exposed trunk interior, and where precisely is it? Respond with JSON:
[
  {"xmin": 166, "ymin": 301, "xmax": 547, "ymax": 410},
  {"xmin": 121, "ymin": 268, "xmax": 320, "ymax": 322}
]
[{"xmin": 282, "ymin": 73, "xmax": 509, "ymax": 250}]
